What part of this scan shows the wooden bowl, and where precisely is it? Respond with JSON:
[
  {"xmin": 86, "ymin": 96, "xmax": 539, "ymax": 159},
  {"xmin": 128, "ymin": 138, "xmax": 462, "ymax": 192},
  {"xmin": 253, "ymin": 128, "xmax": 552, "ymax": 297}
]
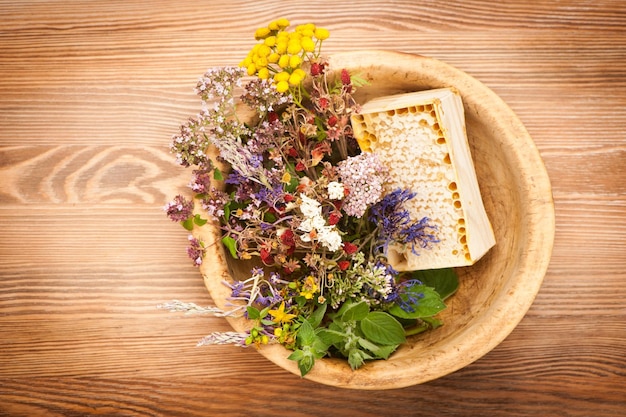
[{"xmin": 197, "ymin": 50, "xmax": 555, "ymax": 389}]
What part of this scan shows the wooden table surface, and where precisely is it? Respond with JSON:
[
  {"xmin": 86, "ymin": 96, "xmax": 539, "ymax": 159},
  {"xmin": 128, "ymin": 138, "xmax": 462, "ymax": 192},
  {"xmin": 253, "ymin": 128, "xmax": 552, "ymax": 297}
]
[{"xmin": 1, "ymin": 1, "xmax": 625, "ymax": 416}]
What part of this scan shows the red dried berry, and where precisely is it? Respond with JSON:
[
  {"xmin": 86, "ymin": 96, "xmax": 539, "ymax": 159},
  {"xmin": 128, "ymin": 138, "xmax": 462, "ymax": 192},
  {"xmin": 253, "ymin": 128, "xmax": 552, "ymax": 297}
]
[
  {"xmin": 338, "ymin": 260, "xmax": 350, "ymax": 271},
  {"xmin": 342, "ymin": 242, "xmax": 358, "ymax": 255},
  {"xmin": 310, "ymin": 62, "xmax": 323, "ymax": 76},
  {"xmin": 341, "ymin": 69, "xmax": 351, "ymax": 85},
  {"xmin": 328, "ymin": 212, "xmax": 342, "ymax": 225},
  {"xmin": 327, "ymin": 115, "xmax": 338, "ymax": 127}
]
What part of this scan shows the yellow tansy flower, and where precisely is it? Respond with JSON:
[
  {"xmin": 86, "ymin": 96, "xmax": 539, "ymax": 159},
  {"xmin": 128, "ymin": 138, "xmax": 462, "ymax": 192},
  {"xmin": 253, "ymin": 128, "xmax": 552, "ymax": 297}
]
[
  {"xmin": 254, "ymin": 27, "xmax": 271, "ymax": 40},
  {"xmin": 275, "ymin": 80, "xmax": 289, "ymax": 93},
  {"xmin": 314, "ymin": 27, "xmax": 330, "ymax": 40},
  {"xmin": 301, "ymin": 36, "xmax": 316, "ymax": 53}
]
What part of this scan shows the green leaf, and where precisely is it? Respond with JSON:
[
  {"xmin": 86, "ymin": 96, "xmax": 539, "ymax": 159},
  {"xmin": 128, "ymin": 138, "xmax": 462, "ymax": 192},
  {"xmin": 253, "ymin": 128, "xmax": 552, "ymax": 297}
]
[
  {"xmin": 412, "ymin": 268, "xmax": 459, "ymax": 300},
  {"xmin": 213, "ymin": 167, "xmax": 224, "ymax": 181},
  {"xmin": 388, "ymin": 285, "xmax": 446, "ymax": 319},
  {"xmin": 422, "ymin": 316, "xmax": 443, "ymax": 329},
  {"xmin": 349, "ymin": 72, "xmax": 370, "ymax": 88},
  {"xmin": 193, "ymin": 214, "xmax": 207, "ymax": 226},
  {"xmin": 360, "ymin": 312, "xmax": 406, "ymax": 345},
  {"xmin": 223, "ymin": 201, "xmax": 231, "ymax": 222},
  {"xmin": 337, "ymin": 300, "xmax": 369, "ymax": 322},
  {"xmin": 287, "ymin": 349, "xmax": 304, "ymax": 362},
  {"xmin": 246, "ymin": 306, "xmax": 260, "ymax": 320},
  {"xmin": 297, "ymin": 319, "xmax": 315, "ymax": 346},
  {"xmin": 296, "ymin": 352, "xmax": 315, "ymax": 376},
  {"xmin": 357, "ymin": 338, "xmax": 399, "ymax": 359},
  {"xmin": 221, "ymin": 236, "xmax": 238, "ymax": 259},
  {"xmin": 372, "ymin": 343, "xmax": 398, "ymax": 360},
  {"xmin": 348, "ymin": 349, "xmax": 365, "ymax": 370},
  {"xmin": 307, "ymin": 303, "xmax": 327, "ymax": 328},
  {"xmin": 181, "ymin": 217, "xmax": 194, "ymax": 231},
  {"xmin": 316, "ymin": 328, "xmax": 345, "ymax": 346}
]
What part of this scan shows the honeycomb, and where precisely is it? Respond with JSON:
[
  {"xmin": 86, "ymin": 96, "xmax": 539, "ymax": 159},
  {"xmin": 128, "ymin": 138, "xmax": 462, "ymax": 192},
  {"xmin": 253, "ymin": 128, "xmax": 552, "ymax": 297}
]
[{"xmin": 351, "ymin": 89, "xmax": 495, "ymax": 270}]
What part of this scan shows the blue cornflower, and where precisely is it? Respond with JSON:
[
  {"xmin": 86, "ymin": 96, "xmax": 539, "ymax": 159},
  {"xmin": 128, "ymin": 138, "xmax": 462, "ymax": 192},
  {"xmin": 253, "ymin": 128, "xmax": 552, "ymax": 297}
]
[{"xmin": 369, "ymin": 188, "xmax": 438, "ymax": 255}]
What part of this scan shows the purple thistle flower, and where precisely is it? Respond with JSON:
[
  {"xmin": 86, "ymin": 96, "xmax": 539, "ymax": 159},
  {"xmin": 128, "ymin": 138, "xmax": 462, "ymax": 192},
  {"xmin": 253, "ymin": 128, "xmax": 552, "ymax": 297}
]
[
  {"xmin": 369, "ymin": 188, "xmax": 438, "ymax": 255},
  {"xmin": 392, "ymin": 279, "xmax": 425, "ymax": 313}
]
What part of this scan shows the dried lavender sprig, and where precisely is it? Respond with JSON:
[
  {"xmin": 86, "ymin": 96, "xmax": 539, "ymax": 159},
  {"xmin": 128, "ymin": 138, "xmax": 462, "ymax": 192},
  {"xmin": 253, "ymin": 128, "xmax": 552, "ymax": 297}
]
[
  {"xmin": 196, "ymin": 331, "xmax": 248, "ymax": 347},
  {"xmin": 157, "ymin": 300, "xmax": 229, "ymax": 316}
]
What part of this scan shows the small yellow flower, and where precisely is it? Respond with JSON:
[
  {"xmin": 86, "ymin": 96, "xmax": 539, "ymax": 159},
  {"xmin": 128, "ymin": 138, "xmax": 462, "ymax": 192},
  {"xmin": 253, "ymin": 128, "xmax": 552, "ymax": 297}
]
[
  {"xmin": 257, "ymin": 44, "xmax": 271, "ymax": 57},
  {"xmin": 275, "ymin": 80, "xmax": 289, "ymax": 93},
  {"xmin": 278, "ymin": 54, "xmax": 290, "ymax": 69},
  {"xmin": 254, "ymin": 27, "xmax": 271, "ymax": 40},
  {"xmin": 268, "ymin": 52, "xmax": 280, "ymax": 64},
  {"xmin": 268, "ymin": 18, "xmax": 290, "ymax": 31},
  {"xmin": 269, "ymin": 302, "xmax": 297, "ymax": 324},
  {"xmin": 274, "ymin": 71, "xmax": 290, "ymax": 82},
  {"xmin": 264, "ymin": 36, "xmax": 276, "ymax": 47},
  {"xmin": 246, "ymin": 63, "xmax": 256, "ymax": 76},
  {"xmin": 288, "ymin": 71, "xmax": 304, "ymax": 86},
  {"xmin": 314, "ymin": 27, "xmax": 330, "ymax": 40},
  {"xmin": 276, "ymin": 40, "xmax": 288, "ymax": 54},
  {"xmin": 281, "ymin": 171, "xmax": 292, "ymax": 184},
  {"xmin": 301, "ymin": 36, "xmax": 316, "ymax": 53},
  {"xmin": 299, "ymin": 275, "xmax": 318, "ymax": 300},
  {"xmin": 257, "ymin": 67, "xmax": 270, "ymax": 80},
  {"xmin": 287, "ymin": 40, "xmax": 302, "ymax": 55},
  {"xmin": 289, "ymin": 54, "xmax": 302, "ymax": 68},
  {"xmin": 276, "ymin": 18, "xmax": 290, "ymax": 29}
]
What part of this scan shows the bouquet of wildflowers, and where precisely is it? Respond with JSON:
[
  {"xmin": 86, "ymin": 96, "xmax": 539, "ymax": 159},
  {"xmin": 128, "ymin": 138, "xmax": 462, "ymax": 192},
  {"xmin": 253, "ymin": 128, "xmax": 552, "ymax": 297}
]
[{"xmin": 163, "ymin": 19, "xmax": 457, "ymax": 376}]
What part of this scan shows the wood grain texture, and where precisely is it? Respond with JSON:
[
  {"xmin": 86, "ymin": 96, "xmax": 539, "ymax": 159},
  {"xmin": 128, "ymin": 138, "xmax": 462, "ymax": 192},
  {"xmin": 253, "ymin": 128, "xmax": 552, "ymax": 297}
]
[{"xmin": 1, "ymin": 0, "xmax": 625, "ymax": 415}]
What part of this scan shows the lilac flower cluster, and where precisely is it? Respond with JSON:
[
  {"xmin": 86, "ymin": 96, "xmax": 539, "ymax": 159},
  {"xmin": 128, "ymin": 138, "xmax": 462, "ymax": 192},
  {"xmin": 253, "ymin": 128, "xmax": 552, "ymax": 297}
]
[
  {"xmin": 164, "ymin": 195, "xmax": 194, "ymax": 222},
  {"xmin": 186, "ymin": 235, "xmax": 205, "ymax": 266}
]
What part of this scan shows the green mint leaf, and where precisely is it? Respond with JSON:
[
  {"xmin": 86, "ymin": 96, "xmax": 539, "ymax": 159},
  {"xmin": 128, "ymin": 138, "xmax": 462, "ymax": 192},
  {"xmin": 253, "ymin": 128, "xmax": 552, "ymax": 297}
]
[
  {"xmin": 316, "ymin": 328, "xmax": 345, "ymax": 346},
  {"xmin": 357, "ymin": 338, "xmax": 399, "ymax": 359},
  {"xmin": 297, "ymin": 352, "xmax": 315, "ymax": 376},
  {"xmin": 307, "ymin": 303, "xmax": 327, "ymax": 328},
  {"xmin": 223, "ymin": 201, "xmax": 231, "ymax": 222},
  {"xmin": 348, "ymin": 349, "xmax": 365, "ymax": 370},
  {"xmin": 221, "ymin": 235, "xmax": 238, "ymax": 259},
  {"xmin": 213, "ymin": 167, "xmax": 223, "ymax": 181},
  {"xmin": 287, "ymin": 349, "xmax": 304, "ymax": 362},
  {"xmin": 360, "ymin": 311, "xmax": 406, "ymax": 345},
  {"xmin": 412, "ymin": 268, "xmax": 459, "ymax": 300},
  {"xmin": 422, "ymin": 316, "xmax": 443, "ymax": 329},
  {"xmin": 337, "ymin": 300, "xmax": 369, "ymax": 322},
  {"xmin": 372, "ymin": 343, "xmax": 398, "ymax": 360},
  {"xmin": 193, "ymin": 214, "xmax": 207, "ymax": 226},
  {"xmin": 181, "ymin": 217, "xmax": 194, "ymax": 231},
  {"xmin": 297, "ymin": 319, "xmax": 315, "ymax": 346},
  {"xmin": 246, "ymin": 306, "xmax": 260, "ymax": 320},
  {"xmin": 388, "ymin": 285, "xmax": 446, "ymax": 319}
]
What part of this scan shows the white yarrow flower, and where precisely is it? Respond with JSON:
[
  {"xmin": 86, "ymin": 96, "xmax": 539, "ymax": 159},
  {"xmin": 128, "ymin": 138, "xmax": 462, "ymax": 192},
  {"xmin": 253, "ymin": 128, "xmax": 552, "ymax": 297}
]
[{"xmin": 327, "ymin": 181, "xmax": 345, "ymax": 200}]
